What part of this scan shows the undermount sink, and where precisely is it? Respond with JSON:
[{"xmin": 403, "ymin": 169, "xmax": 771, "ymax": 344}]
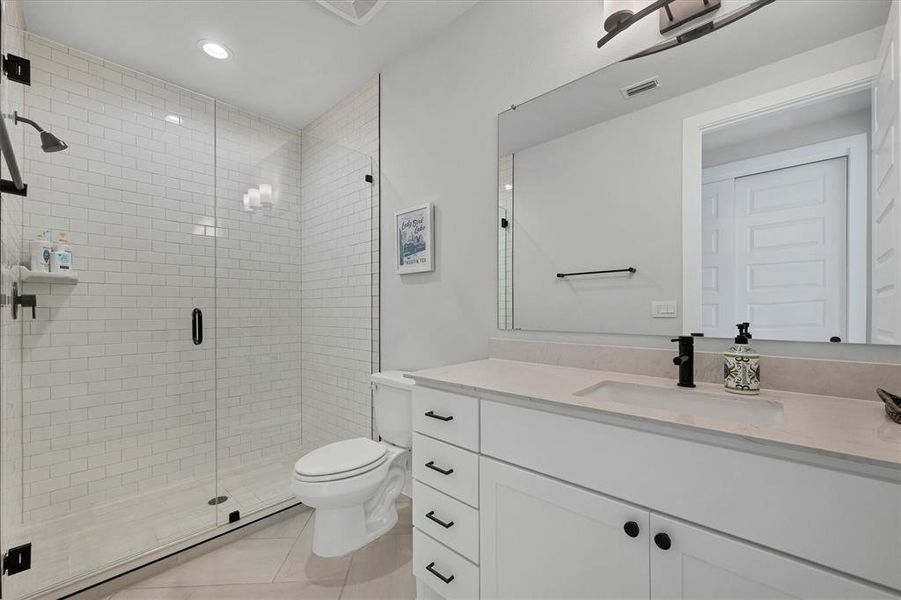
[{"xmin": 575, "ymin": 381, "xmax": 783, "ymax": 427}]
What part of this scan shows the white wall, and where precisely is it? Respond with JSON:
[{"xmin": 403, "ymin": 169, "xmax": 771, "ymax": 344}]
[
  {"xmin": 381, "ymin": 1, "xmax": 901, "ymax": 368},
  {"xmin": 381, "ymin": 1, "xmax": 625, "ymax": 370}
]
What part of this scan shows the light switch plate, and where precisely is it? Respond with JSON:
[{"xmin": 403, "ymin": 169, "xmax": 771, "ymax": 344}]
[{"xmin": 651, "ymin": 300, "xmax": 678, "ymax": 318}]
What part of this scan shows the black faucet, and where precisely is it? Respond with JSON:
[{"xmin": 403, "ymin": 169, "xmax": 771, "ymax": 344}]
[{"xmin": 671, "ymin": 335, "xmax": 696, "ymax": 388}]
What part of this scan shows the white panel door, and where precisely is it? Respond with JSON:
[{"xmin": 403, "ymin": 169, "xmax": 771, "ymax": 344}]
[
  {"xmin": 480, "ymin": 457, "xmax": 649, "ymax": 600},
  {"xmin": 650, "ymin": 514, "xmax": 896, "ymax": 600},
  {"xmin": 700, "ymin": 179, "xmax": 736, "ymax": 338},
  {"xmin": 872, "ymin": 0, "xmax": 901, "ymax": 345},
  {"xmin": 732, "ymin": 158, "xmax": 848, "ymax": 342}
]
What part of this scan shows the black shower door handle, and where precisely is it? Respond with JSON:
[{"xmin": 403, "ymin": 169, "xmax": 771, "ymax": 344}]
[{"xmin": 192, "ymin": 308, "xmax": 203, "ymax": 345}]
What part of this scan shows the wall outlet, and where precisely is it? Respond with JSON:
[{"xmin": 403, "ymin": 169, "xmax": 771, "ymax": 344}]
[{"xmin": 651, "ymin": 300, "xmax": 678, "ymax": 318}]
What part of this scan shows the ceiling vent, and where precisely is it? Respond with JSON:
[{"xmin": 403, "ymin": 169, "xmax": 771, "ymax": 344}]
[
  {"xmin": 316, "ymin": 0, "xmax": 387, "ymax": 25},
  {"xmin": 621, "ymin": 77, "xmax": 660, "ymax": 99}
]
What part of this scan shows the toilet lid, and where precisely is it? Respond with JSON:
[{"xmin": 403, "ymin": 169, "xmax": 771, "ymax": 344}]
[{"xmin": 294, "ymin": 438, "xmax": 388, "ymax": 478}]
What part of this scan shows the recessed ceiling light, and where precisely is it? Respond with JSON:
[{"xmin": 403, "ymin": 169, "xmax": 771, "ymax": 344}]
[
  {"xmin": 199, "ymin": 40, "xmax": 231, "ymax": 60},
  {"xmin": 164, "ymin": 114, "xmax": 183, "ymax": 125}
]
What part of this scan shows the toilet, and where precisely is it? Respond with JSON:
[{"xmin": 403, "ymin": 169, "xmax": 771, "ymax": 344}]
[{"xmin": 291, "ymin": 371, "xmax": 412, "ymax": 557}]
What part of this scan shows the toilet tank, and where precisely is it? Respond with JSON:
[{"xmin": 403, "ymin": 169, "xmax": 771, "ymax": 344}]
[{"xmin": 371, "ymin": 371, "xmax": 413, "ymax": 448}]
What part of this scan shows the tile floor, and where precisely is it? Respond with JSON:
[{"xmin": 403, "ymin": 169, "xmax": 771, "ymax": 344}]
[
  {"xmin": 96, "ymin": 497, "xmax": 414, "ymax": 600},
  {"xmin": 6, "ymin": 452, "xmax": 300, "ymax": 599}
]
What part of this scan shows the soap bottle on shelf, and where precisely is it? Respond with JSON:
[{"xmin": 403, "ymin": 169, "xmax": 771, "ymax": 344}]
[
  {"xmin": 50, "ymin": 230, "xmax": 72, "ymax": 273},
  {"xmin": 724, "ymin": 323, "xmax": 760, "ymax": 395},
  {"xmin": 29, "ymin": 229, "xmax": 53, "ymax": 272}
]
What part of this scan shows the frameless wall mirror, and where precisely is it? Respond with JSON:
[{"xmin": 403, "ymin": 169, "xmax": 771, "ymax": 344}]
[{"xmin": 496, "ymin": 0, "xmax": 900, "ymax": 348}]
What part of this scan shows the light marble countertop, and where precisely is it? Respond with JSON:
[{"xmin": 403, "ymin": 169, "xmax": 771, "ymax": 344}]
[{"xmin": 409, "ymin": 359, "xmax": 901, "ymax": 470}]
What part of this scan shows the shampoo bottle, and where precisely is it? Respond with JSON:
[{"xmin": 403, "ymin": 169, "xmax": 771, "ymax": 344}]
[
  {"xmin": 50, "ymin": 230, "xmax": 72, "ymax": 273},
  {"xmin": 29, "ymin": 230, "xmax": 53, "ymax": 272},
  {"xmin": 724, "ymin": 323, "xmax": 760, "ymax": 395}
]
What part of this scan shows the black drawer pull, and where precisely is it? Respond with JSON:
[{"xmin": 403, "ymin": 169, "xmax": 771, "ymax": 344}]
[
  {"xmin": 425, "ymin": 562, "xmax": 455, "ymax": 584},
  {"xmin": 425, "ymin": 410, "xmax": 453, "ymax": 422},
  {"xmin": 425, "ymin": 461, "xmax": 454, "ymax": 476},
  {"xmin": 426, "ymin": 511, "xmax": 455, "ymax": 529}
]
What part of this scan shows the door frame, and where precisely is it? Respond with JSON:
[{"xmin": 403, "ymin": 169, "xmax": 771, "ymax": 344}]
[
  {"xmin": 702, "ymin": 134, "xmax": 869, "ymax": 343},
  {"xmin": 682, "ymin": 61, "xmax": 876, "ymax": 340}
]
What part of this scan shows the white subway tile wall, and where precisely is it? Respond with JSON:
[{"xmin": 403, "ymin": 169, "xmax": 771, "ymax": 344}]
[
  {"xmin": 300, "ymin": 76, "xmax": 380, "ymax": 450},
  {"xmin": 2, "ymin": 32, "xmax": 378, "ymax": 598},
  {"xmin": 20, "ymin": 33, "xmax": 219, "ymax": 523},
  {"xmin": 214, "ymin": 102, "xmax": 303, "ymax": 479}
]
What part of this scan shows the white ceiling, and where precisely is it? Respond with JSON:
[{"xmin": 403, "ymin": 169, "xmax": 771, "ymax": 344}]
[{"xmin": 23, "ymin": 0, "xmax": 477, "ymax": 128}]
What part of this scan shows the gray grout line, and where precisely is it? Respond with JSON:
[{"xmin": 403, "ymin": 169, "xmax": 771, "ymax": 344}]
[
  {"xmin": 338, "ymin": 546, "xmax": 357, "ymax": 600},
  {"xmin": 272, "ymin": 508, "xmax": 314, "ymax": 582}
]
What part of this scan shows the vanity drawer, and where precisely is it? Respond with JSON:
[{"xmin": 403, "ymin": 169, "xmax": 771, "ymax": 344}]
[
  {"xmin": 413, "ymin": 432, "xmax": 479, "ymax": 507},
  {"xmin": 413, "ymin": 529, "xmax": 480, "ymax": 600},
  {"xmin": 413, "ymin": 480, "xmax": 479, "ymax": 563},
  {"xmin": 413, "ymin": 386, "xmax": 479, "ymax": 451}
]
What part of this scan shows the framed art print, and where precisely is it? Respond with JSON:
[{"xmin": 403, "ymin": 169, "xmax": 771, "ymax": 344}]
[{"xmin": 395, "ymin": 203, "xmax": 433, "ymax": 274}]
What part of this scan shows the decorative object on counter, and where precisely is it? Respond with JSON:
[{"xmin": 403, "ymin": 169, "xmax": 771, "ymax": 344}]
[
  {"xmin": 29, "ymin": 229, "xmax": 52, "ymax": 272},
  {"xmin": 395, "ymin": 203, "xmax": 433, "ymax": 274},
  {"xmin": 724, "ymin": 323, "xmax": 760, "ymax": 395},
  {"xmin": 877, "ymin": 389, "xmax": 901, "ymax": 425}
]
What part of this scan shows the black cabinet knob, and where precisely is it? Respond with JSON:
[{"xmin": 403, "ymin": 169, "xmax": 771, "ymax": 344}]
[
  {"xmin": 623, "ymin": 521, "xmax": 640, "ymax": 538},
  {"xmin": 654, "ymin": 532, "xmax": 672, "ymax": 550}
]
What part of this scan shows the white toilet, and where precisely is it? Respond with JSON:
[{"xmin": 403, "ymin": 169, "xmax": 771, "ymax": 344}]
[{"xmin": 291, "ymin": 371, "xmax": 412, "ymax": 557}]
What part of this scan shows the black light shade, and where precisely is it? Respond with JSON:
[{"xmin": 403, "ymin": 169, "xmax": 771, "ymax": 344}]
[{"xmin": 39, "ymin": 131, "xmax": 67, "ymax": 153}]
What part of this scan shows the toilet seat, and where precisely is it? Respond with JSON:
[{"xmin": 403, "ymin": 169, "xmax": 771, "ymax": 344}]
[{"xmin": 294, "ymin": 438, "xmax": 388, "ymax": 482}]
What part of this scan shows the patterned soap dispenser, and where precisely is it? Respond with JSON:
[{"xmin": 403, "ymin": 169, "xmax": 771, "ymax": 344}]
[{"xmin": 724, "ymin": 323, "xmax": 760, "ymax": 395}]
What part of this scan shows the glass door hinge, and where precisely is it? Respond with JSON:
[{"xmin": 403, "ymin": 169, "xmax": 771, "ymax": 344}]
[{"xmin": 2, "ymin": 543, "xmax": 32, "ymax": 576}]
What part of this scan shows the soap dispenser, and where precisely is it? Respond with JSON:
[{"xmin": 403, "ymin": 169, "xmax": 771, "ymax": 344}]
[{"xmin": 724, "ymin": 323, "xmax": 760, "ymax": 395}]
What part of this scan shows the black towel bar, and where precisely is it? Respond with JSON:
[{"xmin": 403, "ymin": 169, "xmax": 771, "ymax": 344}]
[{"xmin": 556, "ymin": 267, "xmax": 636, "ymax": 278}]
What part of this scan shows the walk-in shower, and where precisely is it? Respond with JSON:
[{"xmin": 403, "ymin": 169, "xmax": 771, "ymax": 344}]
[{"xmin": 0, "ymin": 6, "xmax": 379, "ymax": 597}]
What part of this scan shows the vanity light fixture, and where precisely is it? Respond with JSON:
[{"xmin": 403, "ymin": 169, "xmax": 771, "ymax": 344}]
[
  {"xmin": 199, "ymin": 40, "xmax": 231, "ymax": 60},
  {"xmin": 598, "ymin": 0, "xmax": 775, "ymax": 60},
  {"xmin": 164, "ymin": 114, "xmax": 183, "ymax": 125}
]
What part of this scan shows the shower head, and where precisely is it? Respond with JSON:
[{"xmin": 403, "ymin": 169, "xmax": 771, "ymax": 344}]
[
  {"xmin": 13, "ymin": 111, "xmax": 68, "ymax": 152},
  {"xmin": 39, "ymin": 130, "xmax": 68, "ymax": 153}
]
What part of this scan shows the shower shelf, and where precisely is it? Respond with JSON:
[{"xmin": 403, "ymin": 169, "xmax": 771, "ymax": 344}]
[{"xmin": 15, "ymin": 266, "xmax": 78, "ymax": 284}]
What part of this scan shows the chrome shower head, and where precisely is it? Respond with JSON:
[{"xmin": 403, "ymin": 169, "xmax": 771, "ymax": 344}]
[{"xmin": 13, "ymin": 111, "xmax": 68, "ymax": 153}]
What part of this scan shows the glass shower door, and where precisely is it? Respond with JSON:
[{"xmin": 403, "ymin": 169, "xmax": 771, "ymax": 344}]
[
  {"xmin": 213, "ymin": 102, "xmax": 304, "ymax": 523},
  {"xmin": 0, "ymin": 34, "xmax": 219, "ymax": 598}
]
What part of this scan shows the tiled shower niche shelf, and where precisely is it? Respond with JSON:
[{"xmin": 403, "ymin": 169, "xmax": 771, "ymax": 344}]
[{"xmin": 15, "ymin": 266, "xmax": 79, "ymax": 284}]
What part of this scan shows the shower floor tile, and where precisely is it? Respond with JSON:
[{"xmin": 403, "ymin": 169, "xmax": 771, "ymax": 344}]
[{"xmin": 5, "ymin": 451, "xmax": 301, "ymax": 600}]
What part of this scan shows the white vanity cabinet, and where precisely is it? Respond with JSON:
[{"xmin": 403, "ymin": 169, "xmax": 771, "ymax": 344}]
[
  {"xmin": 411, "ymin": 385, "xmax": 901, "ymax": 599},
  {"xmin": 480, "ymin": 458, "xmax": 650, "ymax": 599},
  {"xmin": 412, "ymin": 387, "xmax": 482, "ymax": 600},
  {"xmin": 479, "ymin": 458, "xmax": 894, "ymax": 600},
  {"xmin": 650, "ymin": 514, "xmax": 896, "ymax": 600}
]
